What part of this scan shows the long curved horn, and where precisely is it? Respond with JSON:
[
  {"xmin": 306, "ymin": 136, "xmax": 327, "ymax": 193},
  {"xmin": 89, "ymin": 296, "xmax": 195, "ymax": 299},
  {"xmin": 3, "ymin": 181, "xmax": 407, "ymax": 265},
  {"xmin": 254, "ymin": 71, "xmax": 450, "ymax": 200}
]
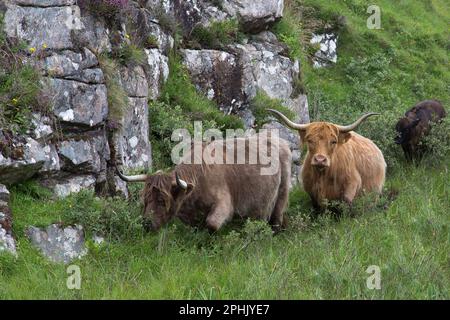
[
  {"xmin": 335, "ymin": 113, "xmax": 380, "ymax": 132},
  {"xmin": 116, "ymin": 166, "xmax": 147, "ymax": 182},
  {"xmin": 267, "ymin": 109, "xmax": 310, "ymax": 131},
  {"xmin": 175, "ymin": 172, "xmax": 188, "ymax": 190}
]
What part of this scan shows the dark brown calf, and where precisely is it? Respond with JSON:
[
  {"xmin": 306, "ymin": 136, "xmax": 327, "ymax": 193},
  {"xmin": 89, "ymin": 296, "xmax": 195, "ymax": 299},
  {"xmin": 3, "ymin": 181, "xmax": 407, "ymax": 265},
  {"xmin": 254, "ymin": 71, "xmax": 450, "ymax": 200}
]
[{"xmin": 395, "ymin": 100, "xmax": 446, "ymax": 160}]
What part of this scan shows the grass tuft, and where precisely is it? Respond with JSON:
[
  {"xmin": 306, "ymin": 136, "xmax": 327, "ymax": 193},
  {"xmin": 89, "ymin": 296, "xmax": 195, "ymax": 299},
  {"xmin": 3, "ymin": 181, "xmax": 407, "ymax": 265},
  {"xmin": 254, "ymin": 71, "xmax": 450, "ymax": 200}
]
[
  {"xmin": 98, "ymin": 53, "xmax": 128, "ymax": 126},
  {"xmin": 250, "ymin": 91, "xmax": 297, "ymax": 129},
  {"xmin": 189, "ymin": 19, "xmax": 244, "ymax": 49}
]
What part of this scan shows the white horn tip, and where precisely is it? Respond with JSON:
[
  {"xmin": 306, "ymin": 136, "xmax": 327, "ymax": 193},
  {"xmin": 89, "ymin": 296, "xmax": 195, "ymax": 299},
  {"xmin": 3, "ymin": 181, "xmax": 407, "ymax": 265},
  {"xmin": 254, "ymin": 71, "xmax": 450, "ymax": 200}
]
[{"xmin": 176, "ymin": 172, "xmax": 188, "ymax": 189}]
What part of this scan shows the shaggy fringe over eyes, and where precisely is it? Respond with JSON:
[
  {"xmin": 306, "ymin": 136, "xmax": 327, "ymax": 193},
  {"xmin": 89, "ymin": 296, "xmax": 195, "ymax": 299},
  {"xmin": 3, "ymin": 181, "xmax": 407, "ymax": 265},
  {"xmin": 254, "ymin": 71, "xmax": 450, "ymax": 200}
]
[{"xmin": 143, "ymin": 164, "xmax": 206, "ymax": 199}]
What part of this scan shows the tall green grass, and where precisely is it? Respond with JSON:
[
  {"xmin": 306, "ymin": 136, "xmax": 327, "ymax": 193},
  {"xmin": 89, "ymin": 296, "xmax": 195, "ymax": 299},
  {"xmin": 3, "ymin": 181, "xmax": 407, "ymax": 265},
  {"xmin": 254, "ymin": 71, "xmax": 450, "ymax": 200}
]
[{"xmin": 1, "ymin": 164, "xmax": 448, "ymax": 299}]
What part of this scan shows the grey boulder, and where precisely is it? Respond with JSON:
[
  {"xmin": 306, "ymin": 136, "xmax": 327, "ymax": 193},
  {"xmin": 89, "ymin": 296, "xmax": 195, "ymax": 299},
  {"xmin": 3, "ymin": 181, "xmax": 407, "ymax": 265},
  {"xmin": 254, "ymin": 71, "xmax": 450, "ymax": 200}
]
[
  {"xmin": 48, "ymin": 78, "xmax": 108, "ymax": 127},
  {"xmin": 26, "ymin": 224, "xmax": 87, "ymax": 264},
  {"xmin": 4, "ymin": 4, "xmax": 83, "ymax": 50},
  {"xmin": 0, "ymin": 184, "xmax": 16, "ymax": 256}
]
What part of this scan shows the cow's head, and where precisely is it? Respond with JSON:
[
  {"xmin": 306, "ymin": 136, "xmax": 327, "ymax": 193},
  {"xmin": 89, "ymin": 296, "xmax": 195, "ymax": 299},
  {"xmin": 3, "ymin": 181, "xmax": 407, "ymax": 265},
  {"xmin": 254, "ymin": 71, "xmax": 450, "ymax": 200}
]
[
  {"xmin": 395, "ymin": 116, "xmax": 420, "ymax": 144},
  {"xmin": 268, "ymin": 110, "xmax": 379, "ymax": 171},
  {"xmin": 116, "ymin": 169, "xmax": 194, "ymax": 231}
]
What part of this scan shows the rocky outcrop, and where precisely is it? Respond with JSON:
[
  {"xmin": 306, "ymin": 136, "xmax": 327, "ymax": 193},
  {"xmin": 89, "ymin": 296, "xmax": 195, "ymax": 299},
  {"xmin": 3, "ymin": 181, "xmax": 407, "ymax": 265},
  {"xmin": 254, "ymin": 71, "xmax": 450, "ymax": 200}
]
[
  {"xmin": 42, "ymin": 175, "xmax": 97, "ymax": 198},
  {"xmin": 147, "ymin": 0, "xmax": 283, "ymax": 34},
  {"xmin": 0, "ymin": 133, "xmax": 60, "ymax": 185},
  {"xmin": 181, "ymin": 31, "xmax": 308, "ymax": 124},
  {"xmin": 311, "ymin": 33, "xmax": 338, "ymax": 68},
  {"xmin": 50, "ymin": 79, "xmax": 108, "ymax": 127},
  {"xmin": 234, "ymin": 32, "xmax": 297, "ymax": 101},
  {"xmin": 0, "ymin": 0, "xmax": 171, "ymax": 196},
  {"xmin": 26, "ymin": 224, "xmax": 87, "ymax": 263},
  {"xmin": 12, "ymin": 0, "xmax": 75, "ymax": 7},
  {"xmin": 222, "ymin": 0, "xmax": 284, "ymax": 33},
  {"xmin": 4, "ymin": 3, "xmax": 83, "ymax": 50},
  {"xmin": 0, "ymin": 184, "xmax": 16, "ymax": 256},
  {"xmin": 180, "ymin": 31, "xmax": 309, "ymax": 137},
  {"xmin": 145, "ymin": 49, "xmax": 170, "ymax": 100},
  {"xmin": 181, "ymin": 49, "xmax": 243, "ymax": 112},
  {"xmin": 1, "ymin": 0, "xmax": 309, "ymax": 196},
  {"xmin": 57, "ymin": 134, "xmax": 109, "ymax": 174}
]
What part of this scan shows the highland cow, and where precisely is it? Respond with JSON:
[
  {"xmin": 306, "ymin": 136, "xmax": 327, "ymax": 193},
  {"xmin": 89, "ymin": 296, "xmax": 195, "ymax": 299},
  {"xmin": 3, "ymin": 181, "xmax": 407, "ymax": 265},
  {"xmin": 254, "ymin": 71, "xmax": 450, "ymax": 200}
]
[
  {"xmin": 117, "ymin": 134, "xmax": 292, "ymax": 232},
  {"xmin": 268, "ymin": 109, "xmax": 386, "ymax": 209}
]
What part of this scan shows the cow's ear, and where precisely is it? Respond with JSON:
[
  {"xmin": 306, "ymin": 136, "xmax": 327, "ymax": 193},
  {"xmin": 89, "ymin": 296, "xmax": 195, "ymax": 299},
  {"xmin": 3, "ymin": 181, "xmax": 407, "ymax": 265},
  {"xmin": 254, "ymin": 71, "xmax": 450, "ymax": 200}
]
[{"xmin": 338, "ymin": 132, "xmax": 352, "ymax": 144}]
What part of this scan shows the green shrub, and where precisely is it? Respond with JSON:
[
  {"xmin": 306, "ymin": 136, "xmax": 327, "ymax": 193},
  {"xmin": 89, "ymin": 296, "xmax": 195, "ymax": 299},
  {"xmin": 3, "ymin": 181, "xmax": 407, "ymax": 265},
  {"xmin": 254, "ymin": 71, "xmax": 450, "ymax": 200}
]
[
  {"xmin": 241, "ymin": 219, "xmax": 273, "ymax": 243},
  {"xmin": 219, "ymin": 219, "xmax": 273, "ymax": 255},
  {"xmin": 0, "ymin": 66, "xmax": 41, "ymax": 134},
  {"xmin": 78, "ymin": 0, "xmax": 129, "ymax": 18},
  {"xmin": 62, "ymin": 191, "xmax": 143, "ymax": 242},
  {"xmin": 116, "ymin": 43, "xmax": 147, "ymax": 66},
  {"xmin": 272, "ymin": 8, "xmax": 303, "ymax": 60},
  {"xmin": 250, "ymin": 91, "xmax": 297, "ymax": 129},
  {"xmin": 419, "ymin": 118, "xmax": 450, "ymax": 167},
  {"xmin": 149, "ymin": 101, "xmax": 193, "ymax": 169},
  {"xmin": 145, "ymin": 35, "xmax": 159, "ymax": 48},
  {"xmin": 190, "ymin": 19, "xmax": 243, "ymax": 49}
]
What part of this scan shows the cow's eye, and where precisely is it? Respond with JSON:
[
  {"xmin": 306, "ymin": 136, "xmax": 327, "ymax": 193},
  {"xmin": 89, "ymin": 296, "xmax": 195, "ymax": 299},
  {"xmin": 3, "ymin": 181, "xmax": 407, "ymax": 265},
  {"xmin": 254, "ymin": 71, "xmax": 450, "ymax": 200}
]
[{"xmin": 331, "ymin": 140, "xmax": 337, "ymax": 145}]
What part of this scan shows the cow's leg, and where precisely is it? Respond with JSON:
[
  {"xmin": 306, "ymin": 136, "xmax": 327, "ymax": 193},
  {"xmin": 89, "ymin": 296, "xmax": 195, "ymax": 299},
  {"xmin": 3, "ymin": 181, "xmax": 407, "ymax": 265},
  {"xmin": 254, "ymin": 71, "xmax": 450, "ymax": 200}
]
[
  {"xmin": 311, "ymin": 196, "xmax": 321, "ymax": 211},
  {"xmin": 342, "ymin": 178, "xmax": 360, "ymax": 206},
  {"xmin": 269, "ymin": 186, "xmax": 289, "ymax": 233},
  {"xmin": 270, "ymin": 156, "xmax": 291, "ymax": 232},
  {"xmin": 341, "ymin": 184, "xmax": 357, "ymax": 217},
  {"xmin": 206, "ymin": 201, "xmax": 233, "ymax": 233},
  {"xmin": 402, "ymin": 144, "xmax": 413, "ymax": 161}
]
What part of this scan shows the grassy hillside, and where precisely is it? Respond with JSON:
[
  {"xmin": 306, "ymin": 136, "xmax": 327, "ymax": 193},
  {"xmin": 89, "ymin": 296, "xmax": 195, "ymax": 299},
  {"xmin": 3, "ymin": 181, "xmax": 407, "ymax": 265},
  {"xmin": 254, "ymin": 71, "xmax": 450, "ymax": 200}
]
[
  {"xmin": 1, "ymin": 0, "xmax": 449, "ymax": 299},
  {"xmin": 279, "ymin": 0, "xmax": 449, "ymax": 118}
]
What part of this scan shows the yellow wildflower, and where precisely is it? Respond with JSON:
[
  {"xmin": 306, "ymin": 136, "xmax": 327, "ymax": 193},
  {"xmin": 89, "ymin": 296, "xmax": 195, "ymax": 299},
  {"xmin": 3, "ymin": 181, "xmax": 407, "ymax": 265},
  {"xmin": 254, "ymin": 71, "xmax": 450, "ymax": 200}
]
[
  {"xmin": 29, "ymin": 47, "xmax": 36, "ymax": 53},
  {"xmin": 12, "ymin": 98, "xmax": 19, "ymax": 105},
  {"xmin": 42, "ymin": 43, "xmax": 48, "ymax": 49},
  {"xmin": 125, "ymin": 34, "xmax": 130, "ymax": 39}
]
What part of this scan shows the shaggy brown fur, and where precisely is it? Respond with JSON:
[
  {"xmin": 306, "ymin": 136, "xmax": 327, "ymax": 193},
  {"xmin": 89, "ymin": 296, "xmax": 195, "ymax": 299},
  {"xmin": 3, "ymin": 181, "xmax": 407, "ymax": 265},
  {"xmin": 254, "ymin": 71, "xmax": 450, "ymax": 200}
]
[
  {"xmin": 268, "ymin": 109, "xmax": 386, "ymax": 209},
  {"xmin": 132, "ymin": 134, "xmax": 292, "ymax": 232},
  {"xmin": 299, "ymin": 123, "xmax": 386, "ymax": 208},
  {"xmin": 395, "ymin": 100, "xmax": 446, "ymax": 160}
]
